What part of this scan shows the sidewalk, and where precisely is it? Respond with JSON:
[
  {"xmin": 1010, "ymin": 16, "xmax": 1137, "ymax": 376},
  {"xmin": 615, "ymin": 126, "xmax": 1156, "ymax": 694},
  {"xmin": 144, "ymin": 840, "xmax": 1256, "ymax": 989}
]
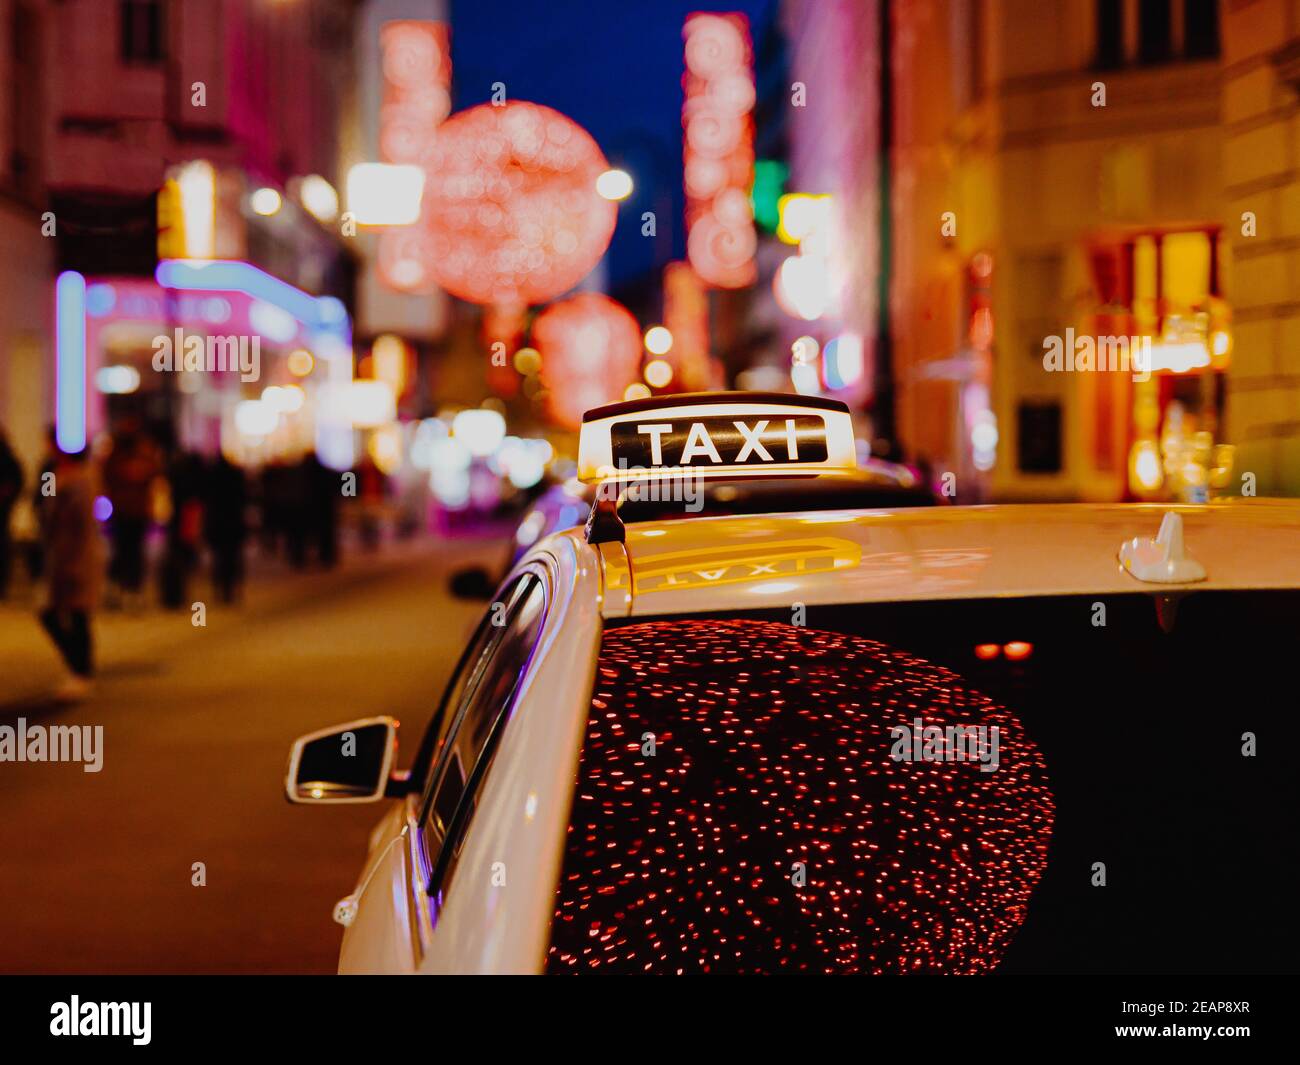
[{"xmin": 0, "ymin": 530, "xmax": 506, "ymax": 711}]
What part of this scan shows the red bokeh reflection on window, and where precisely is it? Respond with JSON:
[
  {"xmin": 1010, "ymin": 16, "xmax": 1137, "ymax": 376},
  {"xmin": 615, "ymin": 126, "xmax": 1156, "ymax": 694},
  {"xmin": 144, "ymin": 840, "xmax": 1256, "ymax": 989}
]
[{"xmin": 547, "ymin": 619, "xmax": 1055, "ymax": 974}]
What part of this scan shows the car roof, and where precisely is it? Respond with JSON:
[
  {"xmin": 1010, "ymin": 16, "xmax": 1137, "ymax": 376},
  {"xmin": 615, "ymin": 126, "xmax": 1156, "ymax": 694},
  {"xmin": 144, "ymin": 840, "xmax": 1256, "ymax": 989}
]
[{"xmin": 563, "ymin": 499, "xmax": 1300, "ymax": 618}]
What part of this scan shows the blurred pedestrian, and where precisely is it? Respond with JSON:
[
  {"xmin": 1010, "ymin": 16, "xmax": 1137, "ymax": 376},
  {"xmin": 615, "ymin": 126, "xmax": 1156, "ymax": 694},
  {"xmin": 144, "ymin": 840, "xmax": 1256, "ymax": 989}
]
[
  {"xmin": 102, "ymin": 423, "xmax": 160, "ymax": 606},
  {"xmin": 279, "ymin": 459, "xmax": 312, "ymax": 568},
  {"xmin": 0, "ymin": 426, "xmax": 22, "ymax": 599},
  {"xmin": 159, "ymin": 449, "xmax": 204, "ymax": 609},
  {"xmin": 37, "ymin": 446, "xmax": 104, "ymax": 701},
  {"xmin": 299, "ymin": 451, "xmax": 339, "ymax": 568},
  {"xmin": 204, "ymin": 453, "xmax": 248, "ymax": 603},
  {"xmin": 354, "ymin": 451, "xmax": 387, "ymax": 552},
  {"xmin": 27, "ymin": 426, "xmax": 59, "ymax": 579}
]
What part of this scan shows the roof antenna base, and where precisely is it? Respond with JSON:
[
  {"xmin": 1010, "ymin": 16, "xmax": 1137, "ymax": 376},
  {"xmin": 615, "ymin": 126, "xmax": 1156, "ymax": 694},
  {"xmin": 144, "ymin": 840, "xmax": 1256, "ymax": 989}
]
[{"xmin": 1119, "ymin": 511, "xmax": 1207, "ymax": 584}]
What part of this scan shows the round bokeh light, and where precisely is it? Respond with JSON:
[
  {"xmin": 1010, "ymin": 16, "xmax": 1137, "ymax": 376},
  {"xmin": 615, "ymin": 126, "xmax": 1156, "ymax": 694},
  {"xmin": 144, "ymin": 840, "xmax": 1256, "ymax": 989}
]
[
  {"xmin": 420, "ymin": 102, "xmax": 618, "ymax": 305},
  {"xmin": 533, "ymin": 293, "xmax": 642, "ymax": 430}
]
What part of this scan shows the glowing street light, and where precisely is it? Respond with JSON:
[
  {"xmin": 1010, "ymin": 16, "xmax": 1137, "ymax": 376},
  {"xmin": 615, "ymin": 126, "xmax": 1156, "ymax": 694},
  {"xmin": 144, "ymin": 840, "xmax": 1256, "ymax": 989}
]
[
  {"xmin": 596, "ymin": 168, "xmax": 634, "ymax": 201},
  {"xmin": 251, "ymin": 187, "xmax": 283, "ymax": 217},
  {"xmin": 298, "ymin": 175, "xmax": 339, "ymax": 223},
  {"xmin": 777, "ymin": 193, "xmax": 832, "ymax": 245},
  {"xmin": 346, "ymin": 163, "xmax": 425, "ymax": 225},
  {"xmin": 644, "ymin": 325, "xmax": 673, "ymax": 355},
  {"xmin": 644, "ymin": 359, "xmax": 674, "ymax": 389}
]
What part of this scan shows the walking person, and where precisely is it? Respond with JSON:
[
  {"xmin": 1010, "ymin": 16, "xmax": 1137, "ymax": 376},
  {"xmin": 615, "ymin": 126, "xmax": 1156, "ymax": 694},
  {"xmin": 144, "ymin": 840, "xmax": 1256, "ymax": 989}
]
[
  {"xmin": 159, "ymin": 449, "xmax": 204, "ymax": 609},
  {"xmin": 0, "ymin": 426, "xmax": 22, "ymax": 599},
  {"xmin": 27, "ymin": 426, "xmax": 59, "ymax": 580},
  {"xmin": 37, "ymin": 446, "xmax": 104, "ymax": 701},
  {"xmin": 102, "ymin": 422, "xmax": 160, "ymax": 607},
  {"xmin": 203, "ymin": 452, "xmax": 248, "ymax": 603}
]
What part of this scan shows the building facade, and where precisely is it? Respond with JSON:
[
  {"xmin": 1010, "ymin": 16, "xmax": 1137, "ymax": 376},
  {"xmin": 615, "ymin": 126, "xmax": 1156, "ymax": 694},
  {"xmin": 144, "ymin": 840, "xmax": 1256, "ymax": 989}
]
[
  {"xmin": 0, "ymin": 0, "xmax": 55, "ymax": 496},
  {"xmin": 1220, "ymin": 0, "xmax": 1300, "ymax": 496},
  {"xmin": 892, "ymin": 0, "xmax": 1230, "ymax": 502},
  {"xmin": 784, "ymin": 1, "xmax": 1293, "ymax": 501},
  {"xmin": 2, "ymin": 0, "xmax": 360, "ymax": 472}
]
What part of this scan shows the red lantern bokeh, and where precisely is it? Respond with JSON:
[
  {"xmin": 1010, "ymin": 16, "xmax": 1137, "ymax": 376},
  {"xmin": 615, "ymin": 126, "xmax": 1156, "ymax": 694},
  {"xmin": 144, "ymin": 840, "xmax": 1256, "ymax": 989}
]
[
  {"xmin": 683, "ymin": 13, "xmax": 757, "ymax": 289},
  {"xmin": 377, "ymin": 21, "xmax": 451, "ymax": 294},
  {"xmin": 420, "ymin": 101, "xmax": 618, "ymax": 306},
  {"xmin": 534, "ymin": 293, "xmax": 641, "ymax": 429}
]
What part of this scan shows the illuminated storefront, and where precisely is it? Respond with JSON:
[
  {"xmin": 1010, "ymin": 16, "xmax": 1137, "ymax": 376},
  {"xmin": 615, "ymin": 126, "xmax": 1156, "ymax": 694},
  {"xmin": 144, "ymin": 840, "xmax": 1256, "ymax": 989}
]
[
  {"xmin": 56, "ymin": 261, "xmax": 354, "ymax": 470},
  {"xmin": 1085, "ymin": 225, "xmax": 1233, "ymax": 501}
]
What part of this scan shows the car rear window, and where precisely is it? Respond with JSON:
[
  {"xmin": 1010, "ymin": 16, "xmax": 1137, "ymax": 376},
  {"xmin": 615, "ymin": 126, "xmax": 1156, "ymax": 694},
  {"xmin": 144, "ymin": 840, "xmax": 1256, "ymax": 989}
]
[{"xmin": 545, "ymin": 592, "xmax": 1299, "ymax": 974}]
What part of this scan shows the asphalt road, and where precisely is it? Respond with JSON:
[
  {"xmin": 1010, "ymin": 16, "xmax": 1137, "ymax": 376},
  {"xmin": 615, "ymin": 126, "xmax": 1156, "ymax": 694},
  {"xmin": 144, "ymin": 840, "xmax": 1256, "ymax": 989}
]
[{"xmin": 0, "ymin": 537, "xmax": 502, "ymax": 973}]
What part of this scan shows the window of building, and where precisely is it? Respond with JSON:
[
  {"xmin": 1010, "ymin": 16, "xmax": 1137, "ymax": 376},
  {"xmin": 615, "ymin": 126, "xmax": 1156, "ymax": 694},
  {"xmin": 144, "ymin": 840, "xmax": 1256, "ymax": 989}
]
[
  {"xmin": 1096, "ymin": 0, "xmax": 1219, "ymax": 69},
  {"xmin": 7, "ymin": 1, "xmax": 41, "ymax": 197},
  {"xmin": 1183, "ymin": 0, "xmax": 1219, "ymax": 60},
  {"xmin": 1017, "ymin": 401, "xmax": 1063, "ymax": 474},
  {"xmin": 120, "ymin": 0, "xmax": 164, "ymax": 65},
  {"xmin": 1095, "ymin": 0, "xmax": 1124, "ymax": 69},
  {"xmin": 1138, "ymin": 0, "xmax": 1173, "ymax": 65}
]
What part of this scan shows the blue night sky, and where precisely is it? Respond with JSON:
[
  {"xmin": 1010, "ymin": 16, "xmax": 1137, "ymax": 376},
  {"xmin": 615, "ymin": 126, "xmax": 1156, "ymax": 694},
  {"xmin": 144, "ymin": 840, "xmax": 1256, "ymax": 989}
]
[{"xmin": 450, "ymin": 0, "xmax": 781, "ymax": 298}]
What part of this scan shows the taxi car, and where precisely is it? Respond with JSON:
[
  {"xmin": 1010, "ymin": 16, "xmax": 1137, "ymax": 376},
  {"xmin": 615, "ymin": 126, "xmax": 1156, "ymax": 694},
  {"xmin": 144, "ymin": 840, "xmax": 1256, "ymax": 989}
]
[{"xmin": 286, "ymin": 392, "xmax": 1300, "ymax": 975}]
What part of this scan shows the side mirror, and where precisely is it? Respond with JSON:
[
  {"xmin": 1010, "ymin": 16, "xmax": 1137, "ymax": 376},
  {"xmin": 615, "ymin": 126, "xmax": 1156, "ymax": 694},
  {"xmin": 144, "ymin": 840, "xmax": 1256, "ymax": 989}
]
[
  {"xmin": 285, "ymin": 716, "xmax": 398, "ymax": 804},
  {"xmin": 449, "ymin": 565, "xmax": 496, "ymax": 600}
]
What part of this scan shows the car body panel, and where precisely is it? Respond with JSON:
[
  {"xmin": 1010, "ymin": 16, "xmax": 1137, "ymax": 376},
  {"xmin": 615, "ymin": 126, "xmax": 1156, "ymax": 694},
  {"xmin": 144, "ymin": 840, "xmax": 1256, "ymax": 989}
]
[
  {"xmin": 338, "ymin": 799, "xmax": 420, "ymax": 974},
  {"xmin": 335, "ymin": 496, "xmax": 1300, "ymax": 974},
  {"xmin": 616, "ymin": 500, "xmax": 1300, "ymax": 616},
  {"xmin": 417, "ymin": 532, "xmax": 604, "ymax": 974}
]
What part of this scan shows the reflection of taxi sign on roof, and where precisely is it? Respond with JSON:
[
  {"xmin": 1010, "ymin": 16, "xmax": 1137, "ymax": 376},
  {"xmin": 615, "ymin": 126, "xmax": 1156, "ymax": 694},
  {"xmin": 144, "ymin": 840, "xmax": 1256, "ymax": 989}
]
[{"xmin": 578, "ymin": 392, "xmax": 858, "ymax": 484}]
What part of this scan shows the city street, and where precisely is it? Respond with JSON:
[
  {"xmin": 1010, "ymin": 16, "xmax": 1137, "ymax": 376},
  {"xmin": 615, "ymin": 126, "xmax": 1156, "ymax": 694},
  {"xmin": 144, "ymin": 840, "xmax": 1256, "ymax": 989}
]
[
  {"xmin": 0, "ymin": 537, "xmax": 501, "ymax": 974},
  {"xmin": 0, "ymin": 0, "xmax": 1297, "ymax": 1018}
]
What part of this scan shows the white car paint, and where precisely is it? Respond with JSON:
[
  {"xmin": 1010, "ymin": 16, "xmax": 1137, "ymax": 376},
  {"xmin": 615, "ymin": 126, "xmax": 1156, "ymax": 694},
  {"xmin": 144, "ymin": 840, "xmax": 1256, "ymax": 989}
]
[{"xmin": 329, "ymin": 497, "xmax": 1300, "ymax": 973}]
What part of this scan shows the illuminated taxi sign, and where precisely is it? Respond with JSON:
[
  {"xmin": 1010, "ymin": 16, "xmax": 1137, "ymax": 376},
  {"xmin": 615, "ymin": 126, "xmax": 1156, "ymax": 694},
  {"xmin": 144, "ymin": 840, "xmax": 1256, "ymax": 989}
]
[{"xmin": 579, "ymin": 392, "xmax": 857, "ymax": 483}]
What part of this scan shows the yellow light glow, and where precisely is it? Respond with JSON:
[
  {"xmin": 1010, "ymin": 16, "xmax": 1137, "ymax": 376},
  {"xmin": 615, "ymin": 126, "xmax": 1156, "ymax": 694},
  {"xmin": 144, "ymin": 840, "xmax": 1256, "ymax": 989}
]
[
  {"xmin": 1150, "ymin": 339, "xmax": 1211, "ymax": 374},
  {"xmin": 596, "ymin": 168, "xmax": 634, "ymax": 201},
  {"xmin": 234, "ymin": 399, "xmax": 279, "ymax": 437},
  {"xmin": 777, "ymin": 193, "xmax": 832, "ymax": 244},
  {"xmin": 346, "ymin": 163, "xmax": 425, "ymax": 225},
  {"xmin": 251, "ymin": 187, "xmax": 283, "ymax": 216},
  {"xmin": 1130, "ymin": 438, "xmax": 1163, "ymax": 494},
  {"xmin": 1211, "ymin": 330, "xmax": 1231, "ymax": 358},
  {"xmin": 513, "ymin": 346, "xmax": 542, "ymax": 375},
  {"xmin": 643, "ymin": 359, "xmax": 674, "ymax": 388},
  {"xmin": 623, "ymin": 382, "xmax": 652, "ymax": 401},
  {"xmin": 791, "ymin": 335, "xmax": 820, "ymax": 366},
  {"xmin": 452, "ymin": 408, "xmax": 507, "ymax": 458},
  {"xmin": 368, "ymin": 423, "xmax": 403, "ymax": 475},
  {"xmin": 287, "ymin": 349, "xmax": 315, "ymax": 377},
  {"xmin": 262, "ymin": 384, "xmax": 305, "ymax": 415},
  {"xmin": 644, "ymin": 325, "xmax": 673, "ymax": 355},
  {"xmin": 299, "ymin": 175, "xmax": 339, "ymax": 223},
  {"xmin": 777, "ymin": 254, "xmax": 832, "ymax": 320},
  {"xmin": 345, "ymin": 380, "xmax": 397, "ymax": 428},
  {"xmin": 372, "ymin": 334, "xmax": 409, "ymax": 396},
  {"xmin": 176, "ymin": 160, "xmax": 216, "ymax": 258}
]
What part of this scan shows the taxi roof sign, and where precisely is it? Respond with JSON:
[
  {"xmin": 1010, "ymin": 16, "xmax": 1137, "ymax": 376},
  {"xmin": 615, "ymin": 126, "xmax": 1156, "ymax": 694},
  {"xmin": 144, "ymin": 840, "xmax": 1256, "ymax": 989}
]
[{"xmin": 578, "ymin": 392, "xmax": 858, "ymax": 484}]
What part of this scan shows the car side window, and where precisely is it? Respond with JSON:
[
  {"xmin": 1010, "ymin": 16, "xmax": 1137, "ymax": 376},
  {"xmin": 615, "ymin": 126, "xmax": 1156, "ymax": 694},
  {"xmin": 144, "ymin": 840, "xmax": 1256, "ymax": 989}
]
[
  {"xmin": 408, "ymin": 578, "xmax": 520, "ymax": 795},
  {"xmin": 420, "ymin": 572, "xmax": 548, "ymax": 899}
]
